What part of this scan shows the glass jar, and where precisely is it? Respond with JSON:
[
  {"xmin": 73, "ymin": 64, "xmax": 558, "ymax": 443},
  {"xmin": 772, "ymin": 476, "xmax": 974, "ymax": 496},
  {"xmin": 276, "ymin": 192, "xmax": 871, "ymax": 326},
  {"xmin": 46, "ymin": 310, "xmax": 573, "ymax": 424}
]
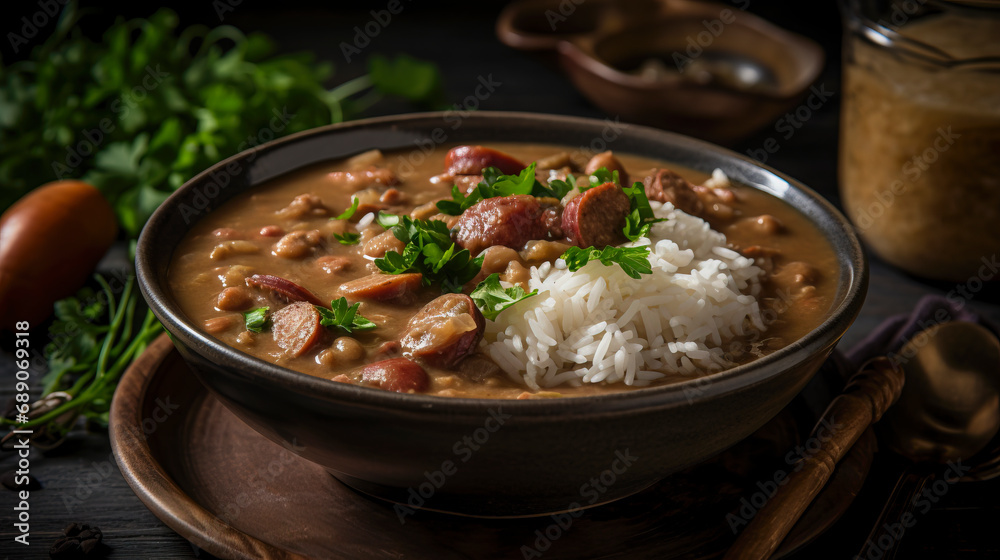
[{"xmin": 839, "ymin": 0, "xmax": 1000, "ymax": 281}]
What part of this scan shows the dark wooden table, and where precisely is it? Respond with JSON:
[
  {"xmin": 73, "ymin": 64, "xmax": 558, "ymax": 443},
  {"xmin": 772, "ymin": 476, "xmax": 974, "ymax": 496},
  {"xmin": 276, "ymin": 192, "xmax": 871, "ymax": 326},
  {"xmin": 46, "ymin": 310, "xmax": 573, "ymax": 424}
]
[{"xmin": 2, "ymin": 1, "xmax": 999, "ymax": 558}]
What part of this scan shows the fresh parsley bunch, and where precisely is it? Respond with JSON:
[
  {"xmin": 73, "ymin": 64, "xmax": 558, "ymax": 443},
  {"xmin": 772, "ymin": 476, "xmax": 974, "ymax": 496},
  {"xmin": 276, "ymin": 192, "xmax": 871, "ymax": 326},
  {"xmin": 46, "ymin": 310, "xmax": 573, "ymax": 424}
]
[{"xmin": 0, "ymin": 2, "xmax": 444, "ymax": 238}]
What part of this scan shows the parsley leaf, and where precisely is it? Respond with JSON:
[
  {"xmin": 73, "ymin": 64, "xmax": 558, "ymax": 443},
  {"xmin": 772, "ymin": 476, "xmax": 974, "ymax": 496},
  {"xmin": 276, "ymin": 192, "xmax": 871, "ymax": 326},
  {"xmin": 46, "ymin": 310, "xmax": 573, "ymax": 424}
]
[
  {"xmin": 588, "ymin": 167, "xmax": 620, "ymax": 188},
  {"xmin": 333, "ymin": 231, "xmax": 360, "ymax": 245},
  {"xmin": 334, "ymin": 197, "xmax": 360, "ymax": 220},
  {"xmin": 470, "ymin": 274, "xmax": 538, "ymax": 320},
  {"xmin": 243, "ymin": 307, "xmax": 269, "ymax": 333},
  {"xmin": 621, "ymin": 181, "xmax": 666, "ymax": 242},
  {"xmin": 561, "ymin": 246, "xmax": 653, "ymax": 279},
  {"xmin": 374, "ymin": 213, "xmax": 483, "ymax": 292},
  {"xmin": 316, "ymin": 298, "xmax": 377, "ymax": 334},
  {"xmin": 436, "ymin": 163, "xmax": 574, "ymax": 215}
]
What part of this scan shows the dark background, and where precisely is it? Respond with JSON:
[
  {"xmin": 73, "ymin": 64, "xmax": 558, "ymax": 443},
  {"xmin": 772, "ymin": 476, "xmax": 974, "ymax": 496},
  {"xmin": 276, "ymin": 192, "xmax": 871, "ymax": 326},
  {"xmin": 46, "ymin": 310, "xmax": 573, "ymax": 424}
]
[{"xmin": 2, "ymin": 0, "xmax": 999, "ymax": 558}]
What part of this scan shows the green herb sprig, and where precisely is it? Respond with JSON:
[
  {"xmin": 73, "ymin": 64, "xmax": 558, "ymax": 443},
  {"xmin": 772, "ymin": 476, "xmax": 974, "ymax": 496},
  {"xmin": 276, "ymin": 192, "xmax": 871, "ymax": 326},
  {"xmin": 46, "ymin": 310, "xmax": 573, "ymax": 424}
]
[
  {"xmin": 0, "ymin": 3, "xmax": 444, "ymax": 238},
  {"xmin": 470, "ymin": 274, "xmax": 537, "ymax": 320},
  {"xmin": 373, "ymin": 213, "xmax": 483, "ymax": 293},
  {"xmin": 436, "ymin": 163, "xmax": 574, "ymax": 215},
  {"xmin": 561, "ymin": 246, "xmax": 653, "ymax": 279},
  {"xmin": 316, "ymin": 298, "xmax": 376, "ymax": 334},
  {"xmin": 0, "ymin": 275, "xmax": 163, "ymax": 435}
]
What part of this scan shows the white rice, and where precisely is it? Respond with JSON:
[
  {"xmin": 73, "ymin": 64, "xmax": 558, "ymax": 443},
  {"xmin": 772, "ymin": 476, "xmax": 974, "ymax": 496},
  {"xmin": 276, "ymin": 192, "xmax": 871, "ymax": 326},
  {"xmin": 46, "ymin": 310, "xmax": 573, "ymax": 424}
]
[{"xmin": 484, "ymin": 171, "xmax": 765, "ymax": 390}]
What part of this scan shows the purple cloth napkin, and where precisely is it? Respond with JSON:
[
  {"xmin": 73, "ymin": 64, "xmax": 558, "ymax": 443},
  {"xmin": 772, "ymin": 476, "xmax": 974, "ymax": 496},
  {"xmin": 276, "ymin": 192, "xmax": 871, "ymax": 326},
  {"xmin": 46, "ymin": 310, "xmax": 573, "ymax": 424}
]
[{"xmin": 843, "ymin": 294, "xmax": 1000, "ymax": 370}]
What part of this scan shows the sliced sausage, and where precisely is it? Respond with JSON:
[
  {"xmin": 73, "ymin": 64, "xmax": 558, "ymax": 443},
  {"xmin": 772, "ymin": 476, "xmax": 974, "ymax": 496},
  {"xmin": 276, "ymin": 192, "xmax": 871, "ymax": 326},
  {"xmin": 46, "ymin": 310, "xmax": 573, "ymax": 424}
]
[
  {"xmin": 400, "ymin": 293, "xmax": 485, "ymax": 367},
  {"xmin": 643, "ymin": 169, "xmax": 704, "ymax": 217},
  {"xmin": 246, "ymin": 274, "xmax": 325, "ymax": 305},
  {"xmin": 561, "ymin": 182, "xmax": 630, "ymax": 248},
  {"xmin": 358, "ymin": 358, "xmax": 429, "ymax": 393},
  {"xmin": 339, "ymin": 273, "xmax": 423, "ymax": 301},
  {"xmin": 455, "ymin": 195, "xmax": 548, "ymax": 255},
  {"xmin": 584, "ymin": 151, "xmax": 629, "ymax": 187},
  {"xmin": 271, "ymin": 301, "xmax": 323, "ymax": 357},
  {"xmin": 445, "ymin": 145, "xmax": 525, "ymax": 176}
]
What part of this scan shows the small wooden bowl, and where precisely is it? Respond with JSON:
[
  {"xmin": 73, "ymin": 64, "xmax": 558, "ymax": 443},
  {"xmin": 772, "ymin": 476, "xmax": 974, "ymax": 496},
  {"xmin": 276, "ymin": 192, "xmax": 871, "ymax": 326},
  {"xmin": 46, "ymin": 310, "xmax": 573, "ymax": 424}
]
[{"xmin": 497, "ymin": 0, "xmax": 824, "ymax": 145}]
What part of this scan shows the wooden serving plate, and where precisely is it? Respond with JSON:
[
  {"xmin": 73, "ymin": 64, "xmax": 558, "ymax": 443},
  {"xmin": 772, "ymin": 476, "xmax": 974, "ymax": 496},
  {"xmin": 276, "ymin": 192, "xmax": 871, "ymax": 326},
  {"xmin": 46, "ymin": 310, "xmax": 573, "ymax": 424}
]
[{"xmin": 110, "ymin": 335, "xmax": 874, "ymax": 559}]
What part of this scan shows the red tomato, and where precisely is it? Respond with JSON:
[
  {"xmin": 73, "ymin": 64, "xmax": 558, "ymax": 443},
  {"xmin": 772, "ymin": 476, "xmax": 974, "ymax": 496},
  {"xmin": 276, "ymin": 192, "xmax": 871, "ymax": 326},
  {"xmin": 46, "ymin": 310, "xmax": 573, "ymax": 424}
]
[{"xmin": 0, "ymin": 181, "xmax": 118, "ymax": 330}]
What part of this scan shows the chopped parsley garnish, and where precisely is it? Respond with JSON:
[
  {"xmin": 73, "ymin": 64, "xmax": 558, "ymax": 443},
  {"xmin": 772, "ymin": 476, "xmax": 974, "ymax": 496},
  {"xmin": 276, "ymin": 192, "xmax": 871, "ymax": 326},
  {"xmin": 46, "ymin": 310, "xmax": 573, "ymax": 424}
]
[
  {"xmin": 243, "ymin": 307, "xmax": 269, "ymax": 333},
  {"xmin": 334, "ymin": 197, "xmax": 360, "ymax": 220},
  {"xmin": 588, "ymin": 167, "xmax": 620, "ymax": 188},
  {"xmin": 373, "ymin": 212, "xmax": 483, "ymax": 293},
  {"xmin": 436, "ymin": 162, "xmax": 574, "ymax": 215},
  {"xmin": 470, "ymin": 274, "xmax": 538, "ymax": 320},
  {"xmin": 546, "ymin": 166, "xmax": 619, "ymax": 198},
  {"xmin": 561, "ymin": 246, "xmax": 653, "ymax": 279},
  {"xmin": 622, "ymin": 181, "xmax": 666, "ymax": 242},
  {"xmin": 316, "ymin": 297, "xmax": 377, "ymax": 334},
  {"xmin": 333, "ymin": 231, "xmax": 360, "ymax": 245}
]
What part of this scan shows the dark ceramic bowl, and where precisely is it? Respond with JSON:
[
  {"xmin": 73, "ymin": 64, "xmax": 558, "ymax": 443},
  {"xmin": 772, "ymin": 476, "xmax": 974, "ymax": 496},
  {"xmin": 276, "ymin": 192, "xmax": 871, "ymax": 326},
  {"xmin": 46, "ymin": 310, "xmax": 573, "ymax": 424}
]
[{"xmin": 135, "ymin": 111, "xmax": 866, "ymax": 517}]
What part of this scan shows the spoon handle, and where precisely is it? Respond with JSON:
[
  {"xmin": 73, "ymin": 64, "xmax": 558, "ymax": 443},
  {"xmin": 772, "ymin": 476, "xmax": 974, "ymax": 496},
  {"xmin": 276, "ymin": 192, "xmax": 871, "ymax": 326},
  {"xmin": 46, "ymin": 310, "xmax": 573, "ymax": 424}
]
[
  {"xmin": 723, "ymin": 357, "xmax": 905, "ymax": 560},
  {"xmin": 857, "ymin": 465, "xmax": 931, "ymax": 560}
]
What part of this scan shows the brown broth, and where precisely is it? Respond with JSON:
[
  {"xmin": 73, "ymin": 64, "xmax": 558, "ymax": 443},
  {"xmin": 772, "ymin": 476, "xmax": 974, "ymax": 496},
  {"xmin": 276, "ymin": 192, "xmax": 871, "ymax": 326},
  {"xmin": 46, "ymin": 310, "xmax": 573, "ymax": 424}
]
[{"xmin": 168, "ymin": 143, "xmax": 838, "ymax": 398}]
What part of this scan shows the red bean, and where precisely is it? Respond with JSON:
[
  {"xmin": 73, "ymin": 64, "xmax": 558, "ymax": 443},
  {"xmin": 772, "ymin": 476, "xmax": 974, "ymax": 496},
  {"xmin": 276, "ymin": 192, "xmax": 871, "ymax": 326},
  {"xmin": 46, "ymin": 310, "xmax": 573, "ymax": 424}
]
[
  {"xmin": 400, "ymin": 294, "xmax": 485, "ymax": 367},
  {"xmin": 316, "ymin": 256, "xmax": 353, "ymax": 274},
  {"xmin": 246, "ymin": 274, "xmax": 325, "ymax": 305},
  {"xmin": 212, "ymin": 228, "xmax": 242, "ymax": 239},
  {"xmin": 258, "ymin": 225, "xmax": 284, "ymax": 238},
  {"xmin": 445, "ymin": 146, "xmax": 525, "ymax": 176},
  {"xmin": 455, "ymin": 195, "xmax": 548, "ymax": 255},
  {"xmin": 358, "ymin": 358, "xmax": 429, "ymax": 393},
  {"xmin": 561, "ymin": 182, "xmax": 630, "ymax": 248},
  {"xmin": 338, "ymin": 273, "xmax": 423, "ymax": 301},
  {"xmin": 270, "ymin": 301, "xmax": 323, "ymax": 357}
]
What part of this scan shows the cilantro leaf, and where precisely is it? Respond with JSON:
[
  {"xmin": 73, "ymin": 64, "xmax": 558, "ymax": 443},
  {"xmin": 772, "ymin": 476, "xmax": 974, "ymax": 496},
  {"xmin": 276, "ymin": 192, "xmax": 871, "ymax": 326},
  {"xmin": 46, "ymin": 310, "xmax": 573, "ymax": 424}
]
[
  {"xmin": 470, "ymin": 274, "xmax": 538, "ymax": 320},
  {"xmin": 561, "ymin": 246, "xmax": 653, "ymax": 279},
  {"xmin": 243, "ymin": 307, "xmax": 269, "ymax": 333},
  {"xmin": 335, "ymin": 197, "xmax": 360, "ymax": 220},
  {"xmin": 374, "ymin": 214, "xmax": 483, "ymax": 292},
  {"xmin": 316, "ymin": 298, "xmax": 377, "ymax": 334},
  {"xmin": 333, "ymin": 231, "xmax": 360, "ymax": 245}
]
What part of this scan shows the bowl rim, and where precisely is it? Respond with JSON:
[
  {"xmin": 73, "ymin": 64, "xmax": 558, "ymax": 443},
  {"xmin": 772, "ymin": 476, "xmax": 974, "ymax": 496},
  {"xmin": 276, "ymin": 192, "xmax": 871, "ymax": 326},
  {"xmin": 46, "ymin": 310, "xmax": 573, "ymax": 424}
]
[{"xmin": 136, "ymin": 110, "xmax": 867, "ymax": 417}]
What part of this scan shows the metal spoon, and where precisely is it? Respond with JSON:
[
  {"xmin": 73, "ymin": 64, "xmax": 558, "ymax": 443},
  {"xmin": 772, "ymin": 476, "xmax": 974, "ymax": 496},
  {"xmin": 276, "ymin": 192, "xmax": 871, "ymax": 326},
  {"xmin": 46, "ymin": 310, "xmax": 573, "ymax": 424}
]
[{"xmin": 858, "ymin": 321, "xmax": 1000, "ymax": 559}]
